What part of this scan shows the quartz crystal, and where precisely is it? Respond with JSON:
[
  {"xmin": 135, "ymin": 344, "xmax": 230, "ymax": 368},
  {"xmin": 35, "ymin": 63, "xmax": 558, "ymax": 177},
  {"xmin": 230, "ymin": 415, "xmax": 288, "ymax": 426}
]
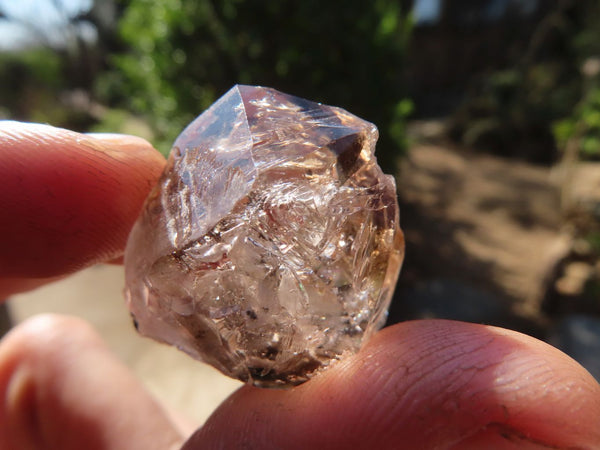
[{"xmin": 124, "ymin": 85, "xmax": 404, "ymax": 387}]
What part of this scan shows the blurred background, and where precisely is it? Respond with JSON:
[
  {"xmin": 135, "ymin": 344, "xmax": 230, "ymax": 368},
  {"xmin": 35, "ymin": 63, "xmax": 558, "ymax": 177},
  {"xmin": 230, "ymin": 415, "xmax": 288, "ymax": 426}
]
[{"xmin": 1, "ymin": 0, "xmax": 599, "ymax": 425}]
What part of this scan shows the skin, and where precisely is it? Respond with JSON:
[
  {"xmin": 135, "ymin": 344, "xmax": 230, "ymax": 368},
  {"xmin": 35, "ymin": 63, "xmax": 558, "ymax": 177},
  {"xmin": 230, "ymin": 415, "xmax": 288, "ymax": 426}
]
[{"xmin": 0, "ymin": 121, "xmax": 599, "ymax": 450}]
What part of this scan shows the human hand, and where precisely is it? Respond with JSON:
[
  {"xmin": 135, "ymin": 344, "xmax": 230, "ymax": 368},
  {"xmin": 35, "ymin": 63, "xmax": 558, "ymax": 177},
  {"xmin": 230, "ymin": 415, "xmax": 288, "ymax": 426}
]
[{"xmin": 1, "ymin": 121, "xmax": 599, "ymax": 449}]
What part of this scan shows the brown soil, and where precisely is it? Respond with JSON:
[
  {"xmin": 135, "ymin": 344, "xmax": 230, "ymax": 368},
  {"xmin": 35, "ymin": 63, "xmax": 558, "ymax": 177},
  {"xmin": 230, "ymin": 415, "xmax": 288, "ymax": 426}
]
[{"xmin": 395, "ymin": 143, "xmax": 570, "ymax": 321}]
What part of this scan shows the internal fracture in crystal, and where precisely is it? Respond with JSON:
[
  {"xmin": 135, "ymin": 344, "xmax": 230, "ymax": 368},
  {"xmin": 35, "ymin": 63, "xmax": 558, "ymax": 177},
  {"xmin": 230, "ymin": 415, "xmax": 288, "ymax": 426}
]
[{"xmin": 124, "ymin": 85, "xmax": 404, "ymax": 387}]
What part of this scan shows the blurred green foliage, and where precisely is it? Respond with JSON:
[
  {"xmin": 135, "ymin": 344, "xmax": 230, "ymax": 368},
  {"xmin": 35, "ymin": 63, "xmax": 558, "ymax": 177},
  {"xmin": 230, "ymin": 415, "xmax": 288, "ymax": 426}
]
[
  {"xmin": 89, "ymin": 107, "xmax": 155, "ymax": 140},
  {"xmin": 587, "ymin": 231, "xmax": 600, "ymax": 254},
  {"xmin": 99, "ymin": 0, "xmax": 414, "ymax": 169},
  {"xmin": 0, "ymin": 49, "xmax": 62, "ymax": 121},
  {"xmin": 553, "ymin": 87, "xmax": 600, "ymax": 161},
  {"xmin": 453, "ymin": 66, "xmax": 571, "ymax": 162},
  {"xmin": 451, "ymin": 0, "xmax": 600, "ymax": 163},
  {"xmin": 551, "ymin": 0, "xmax": 600, "ymax": 162},
  {"xmin": 0, "ymin": 47, "xmax": 102, "ymax": 130}
]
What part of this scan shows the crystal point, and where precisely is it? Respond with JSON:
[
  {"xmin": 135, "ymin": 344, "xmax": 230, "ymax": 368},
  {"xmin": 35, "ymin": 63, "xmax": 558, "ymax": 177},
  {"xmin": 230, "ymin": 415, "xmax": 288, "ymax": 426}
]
[{"xmin": 124, "ymin": 85, "xmax": 404, "ymax": 387}]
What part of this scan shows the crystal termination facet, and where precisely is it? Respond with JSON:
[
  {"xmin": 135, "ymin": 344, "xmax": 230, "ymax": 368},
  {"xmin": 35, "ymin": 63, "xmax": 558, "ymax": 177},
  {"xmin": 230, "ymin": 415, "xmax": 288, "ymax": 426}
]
[{"xmin": 124, "ymin": 85, "xmax": 404, "ymax": 387}]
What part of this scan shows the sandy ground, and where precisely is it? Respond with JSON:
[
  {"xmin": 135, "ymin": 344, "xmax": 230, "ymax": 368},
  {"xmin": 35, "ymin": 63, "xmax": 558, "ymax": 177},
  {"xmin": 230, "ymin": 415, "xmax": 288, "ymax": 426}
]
[
  {"xmin": 398, "ymin": 143, "xmax": 569, "ymax": 317},
  {"xmin": 8, "ymin": 264, "xmax": 241, "ymax": 427}
]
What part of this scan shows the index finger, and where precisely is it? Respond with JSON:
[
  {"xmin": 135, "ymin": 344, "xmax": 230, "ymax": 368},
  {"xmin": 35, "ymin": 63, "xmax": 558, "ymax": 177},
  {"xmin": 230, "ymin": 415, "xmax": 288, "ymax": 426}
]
[{"xmin": 0, "ymin": 122, "xmax": 165, "ymax": 294}]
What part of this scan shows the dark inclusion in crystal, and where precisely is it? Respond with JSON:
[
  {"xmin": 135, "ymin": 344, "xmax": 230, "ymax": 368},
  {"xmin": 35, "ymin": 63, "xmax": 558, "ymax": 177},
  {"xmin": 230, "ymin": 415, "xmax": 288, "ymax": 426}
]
[{"xmin": 124, "ymin": 85, "xmax": 404, "ymax": 388}]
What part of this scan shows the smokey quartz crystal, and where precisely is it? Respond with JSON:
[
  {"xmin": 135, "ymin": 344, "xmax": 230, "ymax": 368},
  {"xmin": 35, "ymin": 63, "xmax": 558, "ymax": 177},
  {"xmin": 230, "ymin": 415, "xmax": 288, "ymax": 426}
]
[{"xmin": 124, "ymin": 85, "xmax": 404, "ymax": 387}]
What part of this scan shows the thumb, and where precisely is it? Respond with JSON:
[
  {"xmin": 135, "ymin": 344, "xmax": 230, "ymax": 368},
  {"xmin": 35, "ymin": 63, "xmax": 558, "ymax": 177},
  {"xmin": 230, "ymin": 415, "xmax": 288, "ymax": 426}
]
[{"xmin": 186, "ymin": 320, "xmax": 600, "ymax": 449}]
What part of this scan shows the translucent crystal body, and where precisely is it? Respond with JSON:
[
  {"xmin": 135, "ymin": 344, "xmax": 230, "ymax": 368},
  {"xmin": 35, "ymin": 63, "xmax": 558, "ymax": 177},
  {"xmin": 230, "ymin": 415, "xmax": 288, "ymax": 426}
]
[{"xmin": 124, "ymin": 85, "xmax": 404, "ymax": 387}]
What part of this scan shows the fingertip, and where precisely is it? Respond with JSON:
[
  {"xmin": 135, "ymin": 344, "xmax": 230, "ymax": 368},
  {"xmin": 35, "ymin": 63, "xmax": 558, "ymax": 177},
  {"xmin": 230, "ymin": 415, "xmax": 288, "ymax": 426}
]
[{"xmin": 0, "ymin": 122, "xmax": 166, "ymax": 284}]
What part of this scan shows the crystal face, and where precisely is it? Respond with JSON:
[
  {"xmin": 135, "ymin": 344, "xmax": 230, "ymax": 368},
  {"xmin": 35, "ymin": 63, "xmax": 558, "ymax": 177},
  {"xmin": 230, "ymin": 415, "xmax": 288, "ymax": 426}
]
[{"xmin": 124, "ymin": 85, "xmax": 404, "ymax": 387}]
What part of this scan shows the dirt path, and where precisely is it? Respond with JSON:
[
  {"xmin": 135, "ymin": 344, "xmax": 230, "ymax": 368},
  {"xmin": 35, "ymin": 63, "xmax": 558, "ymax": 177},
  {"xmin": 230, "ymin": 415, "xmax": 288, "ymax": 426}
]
[{"xmin": 397, "ymin": 144, "xmax": 569, "ymax": 318}]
